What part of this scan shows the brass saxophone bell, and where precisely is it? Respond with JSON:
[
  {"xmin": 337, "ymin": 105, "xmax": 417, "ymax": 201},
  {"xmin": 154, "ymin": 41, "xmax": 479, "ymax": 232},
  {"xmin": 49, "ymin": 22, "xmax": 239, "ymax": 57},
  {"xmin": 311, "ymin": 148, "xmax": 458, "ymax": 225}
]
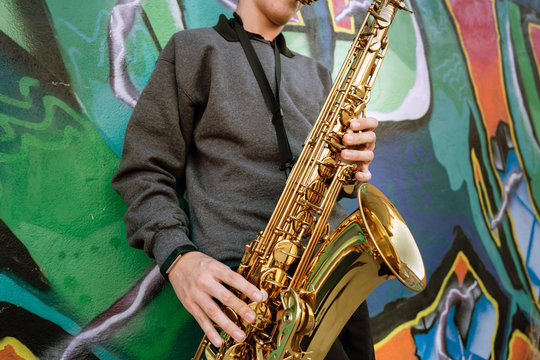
[{"xmin": 358, "ymin": 183, "xmax": 426, "ymax": 291}]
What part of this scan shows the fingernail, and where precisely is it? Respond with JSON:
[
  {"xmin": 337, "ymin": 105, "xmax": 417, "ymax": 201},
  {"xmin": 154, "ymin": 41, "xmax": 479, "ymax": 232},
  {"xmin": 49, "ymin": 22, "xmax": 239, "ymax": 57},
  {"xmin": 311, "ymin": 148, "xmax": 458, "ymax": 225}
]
[
  {"xmin": 344, "ymin": 134, "xmax": 354, "ymax": 142},
  {"xmin": 233, "ymin": 330, "xmax": 245, "ymax": 341},
  {"xmin": 252, "ymin": 292, "xmax": 263, "ymax": 302},
  {"xmin": 245, "ymin": 311, "xmax": 255, "ymax": 323},
  {"xmin": 211, "ymin": 335, "xmax": 222, "ymax": 347}
]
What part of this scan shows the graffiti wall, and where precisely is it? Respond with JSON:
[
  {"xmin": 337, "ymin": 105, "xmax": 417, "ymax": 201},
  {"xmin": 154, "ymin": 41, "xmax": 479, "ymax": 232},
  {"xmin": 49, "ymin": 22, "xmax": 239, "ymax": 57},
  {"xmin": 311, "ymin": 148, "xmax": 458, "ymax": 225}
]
[{"xmin": 0, "ymin": 0, "xmax": 538, "ymax": 359}]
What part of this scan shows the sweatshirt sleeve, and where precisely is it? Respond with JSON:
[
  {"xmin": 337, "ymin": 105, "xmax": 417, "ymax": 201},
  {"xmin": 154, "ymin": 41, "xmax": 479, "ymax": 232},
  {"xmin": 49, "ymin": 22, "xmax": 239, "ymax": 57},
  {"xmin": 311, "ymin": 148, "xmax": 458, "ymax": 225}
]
[{"xmin": 111, "ymin": 35, "xmax": 198, "ymax": 271}]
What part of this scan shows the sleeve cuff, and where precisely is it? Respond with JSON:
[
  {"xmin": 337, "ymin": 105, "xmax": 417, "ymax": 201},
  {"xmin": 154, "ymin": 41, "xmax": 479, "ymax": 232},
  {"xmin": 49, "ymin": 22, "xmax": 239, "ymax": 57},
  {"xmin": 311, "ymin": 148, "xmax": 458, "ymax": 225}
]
[{"xmin": 151, "ymin": 228, "xmax": 198, "ymax": 277}]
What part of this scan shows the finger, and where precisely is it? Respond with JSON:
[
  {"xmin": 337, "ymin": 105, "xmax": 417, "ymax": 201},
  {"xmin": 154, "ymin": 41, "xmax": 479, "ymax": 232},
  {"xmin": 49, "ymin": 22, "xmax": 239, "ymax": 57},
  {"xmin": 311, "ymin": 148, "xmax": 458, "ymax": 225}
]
[
  {"xmin": 342, "ymin": 131, "xmax": 376, "ymax": 147},
  {"xmin": 219, "ymin": 266, "xmax": 264, "ymax": 303},
  {"xmin": 189, "ymin": 302, "xmax": 224, "ymax": 347},
  {"xmin": 354, "ymin": 162, "xmax": 371, "ymax": 182},
  {"xmin": 340, "ymin": 149, "xmax": 374, "ymax": 163},
  {"xmin": 349, "ymin": 117, "xmax": 378, "ymax": 131},
  {"xmin": 209, "ymin": 283, "xmax": 256, "ymax": 324},
  {"xmin": 201, "ymin": 297, "xmax": 246, "ymax": 343},
  {"xmin": 364, "ymin": 140, "xmax": 376, "ymax": 151},
  {"xmin": 355, "ymin": 169, "xmax": 372, "ymax": 182}
]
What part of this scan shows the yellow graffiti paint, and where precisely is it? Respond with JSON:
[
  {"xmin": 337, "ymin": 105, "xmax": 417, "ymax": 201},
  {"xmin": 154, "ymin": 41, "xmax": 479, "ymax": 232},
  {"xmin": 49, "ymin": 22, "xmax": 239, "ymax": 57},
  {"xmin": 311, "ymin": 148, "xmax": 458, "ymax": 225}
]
[
  {"xmin": 0, "ymin": 337, "xmax": 38, "ymax": 360},
  {"xmin": 287, "ymin": 10, "xmax": 306, "ymax": 27},
  {"xmin": 471, "ymin": 149, "xmax": 501, "ymax": 246}
]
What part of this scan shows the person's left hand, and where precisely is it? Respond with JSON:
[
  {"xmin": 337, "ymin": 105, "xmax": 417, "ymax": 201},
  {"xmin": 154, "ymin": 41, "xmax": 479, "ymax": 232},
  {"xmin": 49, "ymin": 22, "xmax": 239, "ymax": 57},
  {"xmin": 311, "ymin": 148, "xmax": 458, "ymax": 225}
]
[{"xmin": 340, "ymin": 116, "xmax": 378, "ymax": 182}]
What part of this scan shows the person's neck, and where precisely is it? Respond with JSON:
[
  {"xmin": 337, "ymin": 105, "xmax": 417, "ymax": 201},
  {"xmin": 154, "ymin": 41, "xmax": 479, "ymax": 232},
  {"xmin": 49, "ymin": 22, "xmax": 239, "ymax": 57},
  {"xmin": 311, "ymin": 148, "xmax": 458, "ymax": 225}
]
[{"xmin": 235, "ymin": 7, "xmax": 284, "ymax": 41}]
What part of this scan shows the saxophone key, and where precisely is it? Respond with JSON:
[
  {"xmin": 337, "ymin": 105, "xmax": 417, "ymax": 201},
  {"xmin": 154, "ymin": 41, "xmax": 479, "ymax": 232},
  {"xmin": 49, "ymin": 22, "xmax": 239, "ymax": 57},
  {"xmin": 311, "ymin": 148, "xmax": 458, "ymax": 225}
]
[
  {"xmin": 223, "ymin": 307, "xmax": 239, "ymax": 323},
  {"xmin": 260, "ymin": 268, "xmax": 290, "ymax": 300},
  {"xmin": 223, "ymin": 343, "xmax": 253, "ymax": 360},
  {"xmin": 305, "ymin": 180, "xmax": 326, "ymax": 205},
  {"xmin": 324, "ymin": 132, "xmax": 345, "ymax": 153},
  {"xmin": 291, "ymin": 209, "xmax": 315, "ymax": 236},
  {"xmin": 317, "ymin": 157, "xmax": 337, "ymax": 179},
  {"xmin": 273, "ymin": 240, "xmax": 300, "ymax": 266},
  {"xmin": 243, "ymin": 302, "xmax": 272, "ymax": 331},
  {"xmin": 261, "ymin": 267, "xmax": 289, "ymax": 288},
  {"xmin": 368, "ymin": 37, "xmax": 381, "ymax": 52}
]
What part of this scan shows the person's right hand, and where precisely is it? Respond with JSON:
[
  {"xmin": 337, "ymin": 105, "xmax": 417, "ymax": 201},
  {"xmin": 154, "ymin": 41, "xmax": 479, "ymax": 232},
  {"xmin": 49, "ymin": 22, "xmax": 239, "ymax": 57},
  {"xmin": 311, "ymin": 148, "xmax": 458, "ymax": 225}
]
[{"xmin": 168, "ymin": 251, "xmax": 265, "ymax": 347}]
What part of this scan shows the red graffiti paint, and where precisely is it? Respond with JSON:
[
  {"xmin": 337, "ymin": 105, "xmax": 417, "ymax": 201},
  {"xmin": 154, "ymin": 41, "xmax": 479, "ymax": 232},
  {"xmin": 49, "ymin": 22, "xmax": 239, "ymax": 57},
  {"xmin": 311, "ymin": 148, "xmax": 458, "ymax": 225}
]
[
  {"xmin": 446, "ymin": 0, "xmax": 510, "ymax": 137},
  {"xmin": 508, "ymin": 332, "xmax": 539, "ymax": 360},
  {"xmin": 289, "ymin": 12, "xmax": 302, "ymax": 25},
  {"xmin": 455, "ymin": 255, "xmax": 468, "ymax": 286},
  {"xmin": 530, "ymin": 24, "xmax": 540, "ymax": 77},
  {"xmin": 0, "ymin": 344, "xmax": 26, "ymax": 360},
  {"xmin": 375, "ymin": 327, "xmax": 417, "ymax": 359},
  {"xmin": 329, "ymin": 0, "xmax": 354, "ymax": 33}
]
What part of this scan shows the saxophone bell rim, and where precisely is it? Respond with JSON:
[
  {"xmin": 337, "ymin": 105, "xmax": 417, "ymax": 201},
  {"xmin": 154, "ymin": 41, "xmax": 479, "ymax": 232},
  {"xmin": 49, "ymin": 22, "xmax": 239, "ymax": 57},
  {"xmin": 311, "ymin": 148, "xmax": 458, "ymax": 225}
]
[{"xmin": 357, "ymin": 183, "xmax": 426, "ymax": 292}]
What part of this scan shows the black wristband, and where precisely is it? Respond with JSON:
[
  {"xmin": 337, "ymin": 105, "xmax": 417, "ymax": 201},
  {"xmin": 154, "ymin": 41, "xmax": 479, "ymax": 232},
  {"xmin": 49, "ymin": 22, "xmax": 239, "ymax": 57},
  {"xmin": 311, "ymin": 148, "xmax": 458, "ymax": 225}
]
[{"xmin": 159, "ymin": 244, "xmax": 198, "ymax": 279}]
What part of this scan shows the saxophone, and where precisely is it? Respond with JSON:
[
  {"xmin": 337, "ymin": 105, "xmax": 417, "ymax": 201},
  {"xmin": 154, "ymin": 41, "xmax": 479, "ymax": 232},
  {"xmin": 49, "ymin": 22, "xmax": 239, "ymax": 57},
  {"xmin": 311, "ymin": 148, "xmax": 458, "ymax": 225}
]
[{"xmin": 193, "ymin": 1, "xmax": 425, "ymax": 359}]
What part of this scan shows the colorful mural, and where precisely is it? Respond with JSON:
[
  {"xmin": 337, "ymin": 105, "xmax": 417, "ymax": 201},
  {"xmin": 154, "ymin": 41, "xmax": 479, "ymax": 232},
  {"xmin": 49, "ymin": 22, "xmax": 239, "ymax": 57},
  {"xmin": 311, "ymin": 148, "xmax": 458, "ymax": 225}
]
[{"xmin": 0, "ymin": 0, "xmax": 538, "ymax": 359}]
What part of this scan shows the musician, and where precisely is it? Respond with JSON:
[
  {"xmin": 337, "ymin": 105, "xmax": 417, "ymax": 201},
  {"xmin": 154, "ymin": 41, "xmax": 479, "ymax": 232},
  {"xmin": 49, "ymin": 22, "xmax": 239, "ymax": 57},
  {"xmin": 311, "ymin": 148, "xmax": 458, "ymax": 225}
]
[{"xmin": 112, "ymin": 0, "xmax": 377, "ymax": 358}]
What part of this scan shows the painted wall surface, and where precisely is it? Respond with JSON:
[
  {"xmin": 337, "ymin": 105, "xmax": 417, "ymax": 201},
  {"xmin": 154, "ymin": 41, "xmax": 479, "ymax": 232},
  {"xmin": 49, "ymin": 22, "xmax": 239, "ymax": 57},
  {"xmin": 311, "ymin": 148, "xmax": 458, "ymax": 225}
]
[{"xmin": 0, "ymin": 0, "xmax": 539, "ymax": 359}]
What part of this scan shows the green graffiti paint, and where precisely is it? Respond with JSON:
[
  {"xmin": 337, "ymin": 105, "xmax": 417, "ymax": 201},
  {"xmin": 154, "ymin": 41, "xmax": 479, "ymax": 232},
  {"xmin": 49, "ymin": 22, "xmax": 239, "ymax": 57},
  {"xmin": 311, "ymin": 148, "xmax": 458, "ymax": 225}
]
[
  {"xmin": 368, "ymin": 9, "xmax": 417, "ymax": 113},
  {"xmin": 183, "ymin": 0, "xmax": 231, "ymax": 29},
  {"xmin": 0, "ymin": 77, "xmax": 87, "ymax": 163},
  {"xmin": 109, "ymin": 236, "xmax": 121, "ymax": 250},
  {"xmin": 141, "ymin": 0, "xmax": 184, "ymax": 48},
  {"xmin": 0, "ymin": 1, "xmax": 31, "ymax": 53},
  {"xmin": 0, "ymin": 76, "xmax": 151, "ymax": 325},
  {"xmin": 0, "ymin": 77, "xmax": 37, "ymax": 110},
  {"xmin": 64, "ymin": 275, "xmax": 77, "ymax": 288},
  {"xmin": 79, "ymin": 295, "xmax": 92, "ymax": 305}
]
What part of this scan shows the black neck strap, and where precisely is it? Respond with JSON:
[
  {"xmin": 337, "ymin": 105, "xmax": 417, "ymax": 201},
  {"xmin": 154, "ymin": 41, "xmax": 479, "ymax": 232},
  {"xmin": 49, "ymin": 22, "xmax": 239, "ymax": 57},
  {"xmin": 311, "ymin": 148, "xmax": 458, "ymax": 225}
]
[{"xmin": 232, "ymin": 14, "xmax": 295, "ymax": 178}]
